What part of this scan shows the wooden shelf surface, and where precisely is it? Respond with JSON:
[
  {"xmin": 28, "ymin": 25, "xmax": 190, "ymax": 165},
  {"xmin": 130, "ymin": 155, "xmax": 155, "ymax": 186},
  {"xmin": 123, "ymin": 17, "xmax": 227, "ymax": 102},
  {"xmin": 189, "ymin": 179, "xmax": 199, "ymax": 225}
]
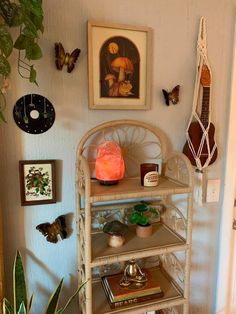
[
  {"xmin": 92, "ymin": 267, "xmax": 185, "ymax": 314},
  {"xmin": 91, "ymin": 223, "xmax": 186, "ymax": 266},
  {"xmin": 89, "ymin": 176, "xmax": 191, "ymax": 203}
]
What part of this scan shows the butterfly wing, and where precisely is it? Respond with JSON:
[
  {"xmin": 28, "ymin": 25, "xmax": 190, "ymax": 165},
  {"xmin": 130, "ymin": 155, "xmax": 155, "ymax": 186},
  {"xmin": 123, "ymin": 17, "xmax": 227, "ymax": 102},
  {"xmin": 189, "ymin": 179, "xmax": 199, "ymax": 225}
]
[
  {"xmin": 55, "ymin": 215, "xmax": 67, "ymax": 239},
  {"xmin": 55, "ymin": 42, "xmax": 66, "ymax": 70},
  {"xmin": 162, "ymin": 89, "xmax": 170, "ymax": 106},
  {"xmin": 67, "ymin": 48, "xmax": 81, "ymax": 73},
  {"xmin": 169, "ymin": 85, "xmax": 180, "ymax": 105},
  {"xmin": 36, "ymin": 222, "xmax": 58, "ymax": 243}
]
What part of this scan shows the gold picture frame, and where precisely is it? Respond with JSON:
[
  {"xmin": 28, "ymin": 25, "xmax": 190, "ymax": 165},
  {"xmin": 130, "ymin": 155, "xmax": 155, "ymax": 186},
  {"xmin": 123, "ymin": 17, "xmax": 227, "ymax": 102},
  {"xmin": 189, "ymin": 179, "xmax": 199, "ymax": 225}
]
[{"xmin": 88, "ymin": 21, "xmax": 152, "ymax": 110}]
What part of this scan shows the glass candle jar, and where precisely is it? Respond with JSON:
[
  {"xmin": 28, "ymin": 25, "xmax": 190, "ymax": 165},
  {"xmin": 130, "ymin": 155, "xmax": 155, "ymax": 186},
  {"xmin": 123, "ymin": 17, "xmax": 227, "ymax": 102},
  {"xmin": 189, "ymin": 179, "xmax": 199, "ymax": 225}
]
[{"xmin": 140, "ymin": 163, "xmax": 159, "ymax": 187}]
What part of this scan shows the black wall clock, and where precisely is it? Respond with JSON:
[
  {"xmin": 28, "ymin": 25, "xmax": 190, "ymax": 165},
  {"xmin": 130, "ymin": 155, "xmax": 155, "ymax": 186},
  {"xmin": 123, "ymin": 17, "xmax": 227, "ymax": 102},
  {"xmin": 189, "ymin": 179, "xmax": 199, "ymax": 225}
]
[{"xmin": 13, "ymin": 94, "xmax": 56, "ymax": 134}]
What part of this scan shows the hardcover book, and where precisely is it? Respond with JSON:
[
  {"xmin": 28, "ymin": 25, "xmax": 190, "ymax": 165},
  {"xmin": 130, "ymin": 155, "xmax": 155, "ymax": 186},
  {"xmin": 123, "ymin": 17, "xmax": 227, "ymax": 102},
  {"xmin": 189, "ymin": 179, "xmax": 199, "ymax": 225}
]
[{"xmin": 101, "ymin": 267, "xmax": 164, "ymax": 308}]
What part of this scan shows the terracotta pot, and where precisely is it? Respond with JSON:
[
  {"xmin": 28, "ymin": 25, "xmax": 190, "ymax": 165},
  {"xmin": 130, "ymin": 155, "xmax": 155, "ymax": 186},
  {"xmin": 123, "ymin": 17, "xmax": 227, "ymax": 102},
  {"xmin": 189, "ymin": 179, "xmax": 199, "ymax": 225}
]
[
  {"xmin": 108, "ymin": 235, "xmax": 125, "ymax": 247},
  {"xmin": 136, "ymin": 224, "xmax": 153, "ymax": 238}
]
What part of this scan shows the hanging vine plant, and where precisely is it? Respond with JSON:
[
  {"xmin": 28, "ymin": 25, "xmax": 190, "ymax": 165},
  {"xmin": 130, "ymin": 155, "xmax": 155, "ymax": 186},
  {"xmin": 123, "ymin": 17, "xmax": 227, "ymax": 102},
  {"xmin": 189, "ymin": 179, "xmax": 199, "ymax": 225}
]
[{"xmin": 0, "ymin": 0, "xmax": 44, "ymax": 122}]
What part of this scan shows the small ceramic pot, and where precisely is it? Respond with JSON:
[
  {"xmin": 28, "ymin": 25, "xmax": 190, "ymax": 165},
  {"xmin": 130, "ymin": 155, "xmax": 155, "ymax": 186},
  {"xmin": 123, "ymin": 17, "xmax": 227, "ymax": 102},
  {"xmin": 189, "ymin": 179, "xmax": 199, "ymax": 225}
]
[
  {"xmin": 136, "ymin": 224, "xmax": 153, "ymax": 238},
  {"xmin": 108, "ymin": 235, "xmax": 125, "ymax": 248}
]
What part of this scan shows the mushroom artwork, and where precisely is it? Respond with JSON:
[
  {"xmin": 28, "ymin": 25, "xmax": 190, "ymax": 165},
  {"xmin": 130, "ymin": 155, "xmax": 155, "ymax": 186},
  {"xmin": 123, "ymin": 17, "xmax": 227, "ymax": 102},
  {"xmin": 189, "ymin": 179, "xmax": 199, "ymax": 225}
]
[{"xmin": 100, "ymin": 36, "xmax": 140, "ymax": 99}]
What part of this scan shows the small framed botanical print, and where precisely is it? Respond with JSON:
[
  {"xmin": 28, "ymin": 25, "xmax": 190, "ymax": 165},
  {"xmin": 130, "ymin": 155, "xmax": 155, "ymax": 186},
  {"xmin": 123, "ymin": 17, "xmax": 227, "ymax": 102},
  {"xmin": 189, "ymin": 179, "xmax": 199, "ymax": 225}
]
[{"xmin": 19, "ymin": 160, "xmax": 56, "ymax": 206}]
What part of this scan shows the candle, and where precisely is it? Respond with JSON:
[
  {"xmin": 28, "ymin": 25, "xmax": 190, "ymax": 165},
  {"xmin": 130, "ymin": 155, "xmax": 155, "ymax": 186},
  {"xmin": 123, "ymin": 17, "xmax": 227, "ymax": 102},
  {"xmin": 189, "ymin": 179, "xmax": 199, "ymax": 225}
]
[{"xmin": 140, "ymin": 163, "xmax": 159, "ymax": 187}]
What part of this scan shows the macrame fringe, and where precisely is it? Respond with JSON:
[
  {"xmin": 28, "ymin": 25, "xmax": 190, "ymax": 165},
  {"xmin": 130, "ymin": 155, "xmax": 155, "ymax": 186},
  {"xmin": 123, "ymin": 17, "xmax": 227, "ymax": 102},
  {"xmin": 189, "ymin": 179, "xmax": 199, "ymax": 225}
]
[{"xmin": 194, "ymin": 169, "xmax": 206, "ymax": 205}]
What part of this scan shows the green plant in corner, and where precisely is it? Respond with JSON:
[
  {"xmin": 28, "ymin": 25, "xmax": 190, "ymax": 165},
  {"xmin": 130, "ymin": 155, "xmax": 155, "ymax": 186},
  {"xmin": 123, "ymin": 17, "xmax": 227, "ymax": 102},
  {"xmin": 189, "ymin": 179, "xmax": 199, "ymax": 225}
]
[
  {"xmin": 0, "ymin": 0, "xmax": 44, "ymax": 122},
  {"xmin": 2, "ymin": 250, "xmax": 87, "ymax": 314},
  {"xmin": 129, "ymin": 201, "xmax": 160, "ymax": 226}
]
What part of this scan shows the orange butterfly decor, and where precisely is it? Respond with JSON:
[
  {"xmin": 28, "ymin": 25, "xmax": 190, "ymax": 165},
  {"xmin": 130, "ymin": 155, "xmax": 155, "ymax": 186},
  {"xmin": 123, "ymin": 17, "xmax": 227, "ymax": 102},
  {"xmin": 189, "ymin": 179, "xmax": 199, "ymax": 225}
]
[
  {"xmin": 55, "ymin": 42, "xmax": 81, "ymax": 73},
  {"xmin": 162, "ymin": 85, "xmax": 180, "ymax": 106}
]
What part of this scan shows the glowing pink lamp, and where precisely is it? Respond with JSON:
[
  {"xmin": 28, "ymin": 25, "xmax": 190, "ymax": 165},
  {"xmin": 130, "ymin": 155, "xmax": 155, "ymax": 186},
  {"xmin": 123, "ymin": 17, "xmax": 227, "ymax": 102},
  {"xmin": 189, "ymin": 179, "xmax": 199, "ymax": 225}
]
[{"xmin": 95, "ymin": 141, "xmax": 125, "ymax": 185}]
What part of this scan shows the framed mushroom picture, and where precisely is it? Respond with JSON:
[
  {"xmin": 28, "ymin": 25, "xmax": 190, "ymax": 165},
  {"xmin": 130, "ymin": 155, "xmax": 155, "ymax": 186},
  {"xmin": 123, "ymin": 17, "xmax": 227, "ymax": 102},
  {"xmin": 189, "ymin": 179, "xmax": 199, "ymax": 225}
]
[{"xmin": 88, "ymin": 21, "xmax": 152, "ymax": 110}]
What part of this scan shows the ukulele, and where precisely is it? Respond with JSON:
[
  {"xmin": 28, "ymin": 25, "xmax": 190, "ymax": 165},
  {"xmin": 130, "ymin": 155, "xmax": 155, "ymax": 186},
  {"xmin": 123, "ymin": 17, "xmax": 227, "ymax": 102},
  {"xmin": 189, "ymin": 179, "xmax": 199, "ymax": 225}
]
[{"xmin": 183, "ymin": 65, "xmax": 217, "ymax": 167}]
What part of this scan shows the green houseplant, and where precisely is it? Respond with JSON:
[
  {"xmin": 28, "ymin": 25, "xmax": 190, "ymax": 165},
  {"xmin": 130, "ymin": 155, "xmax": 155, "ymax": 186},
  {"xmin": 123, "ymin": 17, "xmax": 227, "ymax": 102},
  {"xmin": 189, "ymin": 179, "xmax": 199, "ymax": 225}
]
[
  {"xmin": 0, "ymin": 0, "xmax": 44, "ymax": 122},
  {"xmin": 3, "ymin": 251, "xmax": 87, "ymax": 314},
  {"xmin": 129, "ymin": 202, "xmax": 160, "ymax": 238}
]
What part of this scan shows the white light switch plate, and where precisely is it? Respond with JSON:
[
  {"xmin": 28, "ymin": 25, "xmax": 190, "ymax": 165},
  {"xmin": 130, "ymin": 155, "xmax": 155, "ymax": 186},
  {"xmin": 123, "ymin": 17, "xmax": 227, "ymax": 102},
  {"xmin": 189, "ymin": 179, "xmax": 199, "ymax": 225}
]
[{"xmin": 206, "ymin": 179, "xmax": 221, "ymax": 203}]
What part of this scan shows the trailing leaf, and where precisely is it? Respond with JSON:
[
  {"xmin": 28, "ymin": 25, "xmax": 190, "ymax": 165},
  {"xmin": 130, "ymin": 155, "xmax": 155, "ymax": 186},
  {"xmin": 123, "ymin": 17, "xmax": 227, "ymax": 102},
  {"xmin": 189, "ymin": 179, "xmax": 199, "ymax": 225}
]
[
  {"xmin": 13, "ymin": 251, "xmax": 27, "ymax": 313},
  {"xmin": 0, "ymin": 55, "xmax": 10, "ymax": 76},
  {"xmin": 0, "ymin": 26, "xmax": 13, "ymax": 57},
  {"xmin": 25, "ymin": 43, "xmax": 42, "ymax": 60},
  {"xmin": 14, "ymin": 35, "xmax": 32, "ymax": 50},
  {"xmin": 0, "ymin": 0, "xmax": 16, "ymax": 26}
]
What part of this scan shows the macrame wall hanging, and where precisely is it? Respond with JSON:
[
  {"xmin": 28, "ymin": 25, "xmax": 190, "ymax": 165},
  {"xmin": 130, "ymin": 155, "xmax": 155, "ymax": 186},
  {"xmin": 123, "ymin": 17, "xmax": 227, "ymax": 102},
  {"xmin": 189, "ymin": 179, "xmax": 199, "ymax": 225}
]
[{"xmin": 183, "ymin": 17, "xmax": 218, "ymax": 203}]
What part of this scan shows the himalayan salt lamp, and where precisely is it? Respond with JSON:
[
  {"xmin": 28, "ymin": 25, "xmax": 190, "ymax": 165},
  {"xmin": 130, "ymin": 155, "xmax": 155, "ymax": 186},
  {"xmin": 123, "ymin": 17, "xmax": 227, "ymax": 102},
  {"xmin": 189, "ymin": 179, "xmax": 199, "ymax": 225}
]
[{"xmin": 95, "ymin": 141, "xmax": 125, "ymax": 185}]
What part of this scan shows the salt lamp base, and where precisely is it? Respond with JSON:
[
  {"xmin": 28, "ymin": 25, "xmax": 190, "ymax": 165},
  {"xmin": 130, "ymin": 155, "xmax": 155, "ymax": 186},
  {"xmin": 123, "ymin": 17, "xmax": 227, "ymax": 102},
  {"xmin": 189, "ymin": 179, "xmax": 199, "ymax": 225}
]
[{"xmin": 98, "ymin": 180, "xmax": 119, "ymax": 186}]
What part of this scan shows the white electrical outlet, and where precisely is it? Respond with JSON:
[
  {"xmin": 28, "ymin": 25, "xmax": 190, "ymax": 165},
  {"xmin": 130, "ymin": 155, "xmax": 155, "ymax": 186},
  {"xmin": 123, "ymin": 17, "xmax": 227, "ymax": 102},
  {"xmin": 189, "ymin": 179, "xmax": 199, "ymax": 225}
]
[{"xmin": 206, "ymin": 179, "xmax": 221, "ymax": 203}]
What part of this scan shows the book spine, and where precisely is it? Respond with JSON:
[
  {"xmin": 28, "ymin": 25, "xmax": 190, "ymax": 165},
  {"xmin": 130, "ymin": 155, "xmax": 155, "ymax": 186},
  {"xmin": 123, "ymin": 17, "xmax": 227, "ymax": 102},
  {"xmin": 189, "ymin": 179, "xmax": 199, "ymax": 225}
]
[{"xmin": 109, "ymin": 292, "xmax": 164, "ymax": 309}]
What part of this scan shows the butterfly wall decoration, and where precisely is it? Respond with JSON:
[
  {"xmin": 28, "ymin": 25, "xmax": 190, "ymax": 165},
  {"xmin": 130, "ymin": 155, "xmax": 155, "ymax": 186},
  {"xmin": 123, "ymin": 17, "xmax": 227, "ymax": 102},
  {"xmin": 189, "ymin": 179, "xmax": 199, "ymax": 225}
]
[
  {"xmin": 162, "ymin": 85, "xmax": 180, "ymax": 106},
  {"xmin": 55, "ymin": 42, "xmax": 81, "ymax": 73},
  {"xmin": 36, "ymin": 215, "xmax": 67, "ymax": 243}
]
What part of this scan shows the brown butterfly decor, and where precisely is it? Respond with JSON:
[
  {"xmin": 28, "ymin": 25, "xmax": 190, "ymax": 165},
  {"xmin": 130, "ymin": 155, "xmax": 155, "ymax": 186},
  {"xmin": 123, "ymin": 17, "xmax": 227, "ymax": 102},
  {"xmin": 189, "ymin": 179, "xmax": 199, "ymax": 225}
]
[
  {"xmin": 55, "ymin": 42, "xmax": 81, "ymax": 73},
  {"xmin": 162, "ymin": 85, "xmax": 180, "ymax": 106},
  {"xmin": 36, "ymin": 215, "xmax": 67, "ymax": 243}
]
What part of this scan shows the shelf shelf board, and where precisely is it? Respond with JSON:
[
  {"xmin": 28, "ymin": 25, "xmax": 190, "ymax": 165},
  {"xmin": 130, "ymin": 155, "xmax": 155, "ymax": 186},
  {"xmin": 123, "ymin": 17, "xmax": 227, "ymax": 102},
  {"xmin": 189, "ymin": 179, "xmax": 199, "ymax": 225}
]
[
  {"xmin": 92, "ymin": 267, "xmax": 186, "ymax": 314},
  {"xmin": 91, "ymin": 223, "xmax": 187, "ymax": 266},
  {"xmin": 90, "ymin": 176, "xmax": 191, "ymax": 203}
]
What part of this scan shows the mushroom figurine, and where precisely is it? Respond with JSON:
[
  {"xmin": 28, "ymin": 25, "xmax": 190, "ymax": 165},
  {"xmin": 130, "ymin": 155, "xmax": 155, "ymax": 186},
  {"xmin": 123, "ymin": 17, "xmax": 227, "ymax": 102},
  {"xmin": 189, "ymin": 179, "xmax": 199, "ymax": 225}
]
[
  {"xmin": 103, "ymin": 220, "xmax": 129, "ymax": 248},
  {"xmin": 110, "ymin": 57, "xmax": 134, "ymax": 82}
]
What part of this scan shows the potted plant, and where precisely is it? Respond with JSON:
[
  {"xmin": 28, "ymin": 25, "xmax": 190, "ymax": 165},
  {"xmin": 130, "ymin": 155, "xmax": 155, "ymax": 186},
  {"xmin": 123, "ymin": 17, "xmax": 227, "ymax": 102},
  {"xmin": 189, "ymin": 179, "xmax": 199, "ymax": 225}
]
[
  {"xmin": 103, "ymin": 220, "xmax": 129, "ymax": 248},
  {"xmin": 0, "ymin": 0, "xmax": 44, "ymax": 122},
  {"xmin": 2, "ymin": 250, "xmax": 87, "ymax": 314},
  {"xmin": 129, "ymin": 202, "xmax": 160, "ymax": 238}
]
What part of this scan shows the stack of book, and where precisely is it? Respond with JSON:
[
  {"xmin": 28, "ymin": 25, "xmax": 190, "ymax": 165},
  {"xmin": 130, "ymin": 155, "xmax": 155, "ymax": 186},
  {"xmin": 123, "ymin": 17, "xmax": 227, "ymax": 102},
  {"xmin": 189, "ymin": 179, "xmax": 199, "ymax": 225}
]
[{"xmin": 101, "ymin": 267, "xmax": 164, "ymax": 309}]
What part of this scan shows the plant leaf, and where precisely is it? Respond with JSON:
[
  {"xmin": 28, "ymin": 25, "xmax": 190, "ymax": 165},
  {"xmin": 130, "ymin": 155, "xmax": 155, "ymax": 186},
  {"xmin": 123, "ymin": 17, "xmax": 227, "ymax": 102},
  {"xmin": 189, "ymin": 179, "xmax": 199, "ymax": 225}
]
[
  {"xmin": 17, "ymin": 302, "xmax": 27, "ymax": 314},
  {"xmin": 19, "ymin": 0, "xmax": 43, "ymax": 18},
  {"xmin": 30, "ymin": 65, "xmax": 38, "ymax": 85},
  {"xmin": 14, "ymin": 34, "xmax": 32, "ymax": 50},
  {"xmin": 129, "ymin": 212, "xmax": 140, "ymax": 224},
  {"xmin": 134, "ymin": 203, "xmax": 148, "ymax": 212},
  {"xmin": 3, "ymin": 298, "xmax": 13, "ymax": 314},
  {"xmin": 56, "ymin": 280, "xmax": 88, "ymax": 314},
  {"xmin": 0, "ymin": 26, "xmax": 13, "ymax": 57},
  {"xmin": 28, "ymin": 294, "xmax": 34, "ymax": 312},
  {"xmin": 44, "ymin": 279, "xmax": 64, "ymax": 314},
  {"xmin": 25, "ymin": 42, "xmax": 42, "ymax": 60},
  {"xmin": 139, "ymin": 215, "xmax": 148, "ymax": 226},
  {"xmin": 14, "ymin": 251, "xmax": 27, "ymax": 313},
  {"xmin": 8, "ymin": 4, "xmax": 24, "ymax": 27},
  {"xmin": 0, "ymin": 0, "xmax": 16, "ymax": 25},
  {"xmin": 0, "ymin": 55, "xmax": 11, "ymax": 76}
]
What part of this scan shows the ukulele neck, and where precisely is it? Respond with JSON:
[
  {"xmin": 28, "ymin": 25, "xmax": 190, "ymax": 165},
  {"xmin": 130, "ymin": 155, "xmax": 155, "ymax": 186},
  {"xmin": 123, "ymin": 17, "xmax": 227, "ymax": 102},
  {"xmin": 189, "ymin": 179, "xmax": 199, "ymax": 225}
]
[{"xmin": 200, "ymin": 86, "xmax": 210, "ymax": 128}]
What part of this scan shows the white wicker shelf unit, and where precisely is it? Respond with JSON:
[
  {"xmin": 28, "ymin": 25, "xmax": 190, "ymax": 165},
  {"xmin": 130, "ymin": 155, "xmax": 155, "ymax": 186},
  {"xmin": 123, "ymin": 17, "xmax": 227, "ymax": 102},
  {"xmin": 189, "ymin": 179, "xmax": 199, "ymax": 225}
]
[{"xmin": 76, "ymin": 120, "xmax": 193, "ymax": 314}]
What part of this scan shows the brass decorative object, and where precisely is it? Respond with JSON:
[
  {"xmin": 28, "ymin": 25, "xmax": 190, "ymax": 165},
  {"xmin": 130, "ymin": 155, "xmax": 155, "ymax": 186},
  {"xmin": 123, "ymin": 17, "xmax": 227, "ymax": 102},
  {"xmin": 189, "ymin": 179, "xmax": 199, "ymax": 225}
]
[{"xmin": 119, "ymin": 259, "xmax": 147, "ymax": 288}]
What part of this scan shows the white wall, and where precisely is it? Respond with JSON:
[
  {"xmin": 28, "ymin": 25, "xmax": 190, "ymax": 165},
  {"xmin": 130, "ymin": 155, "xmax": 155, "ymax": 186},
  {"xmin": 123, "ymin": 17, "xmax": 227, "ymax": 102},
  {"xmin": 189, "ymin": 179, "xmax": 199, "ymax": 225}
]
[{"xmin": 0, "ymin": 0, "xmax": 235, "ymax": 313}]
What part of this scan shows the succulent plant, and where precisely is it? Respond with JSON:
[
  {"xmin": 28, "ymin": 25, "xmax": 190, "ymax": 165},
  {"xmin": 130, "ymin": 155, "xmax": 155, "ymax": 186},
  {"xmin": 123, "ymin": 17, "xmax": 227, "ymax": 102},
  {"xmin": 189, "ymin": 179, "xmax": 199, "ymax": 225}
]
[{"xmin": 129, "ymin": 201, "xmax": 160, "ymax": 226}]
